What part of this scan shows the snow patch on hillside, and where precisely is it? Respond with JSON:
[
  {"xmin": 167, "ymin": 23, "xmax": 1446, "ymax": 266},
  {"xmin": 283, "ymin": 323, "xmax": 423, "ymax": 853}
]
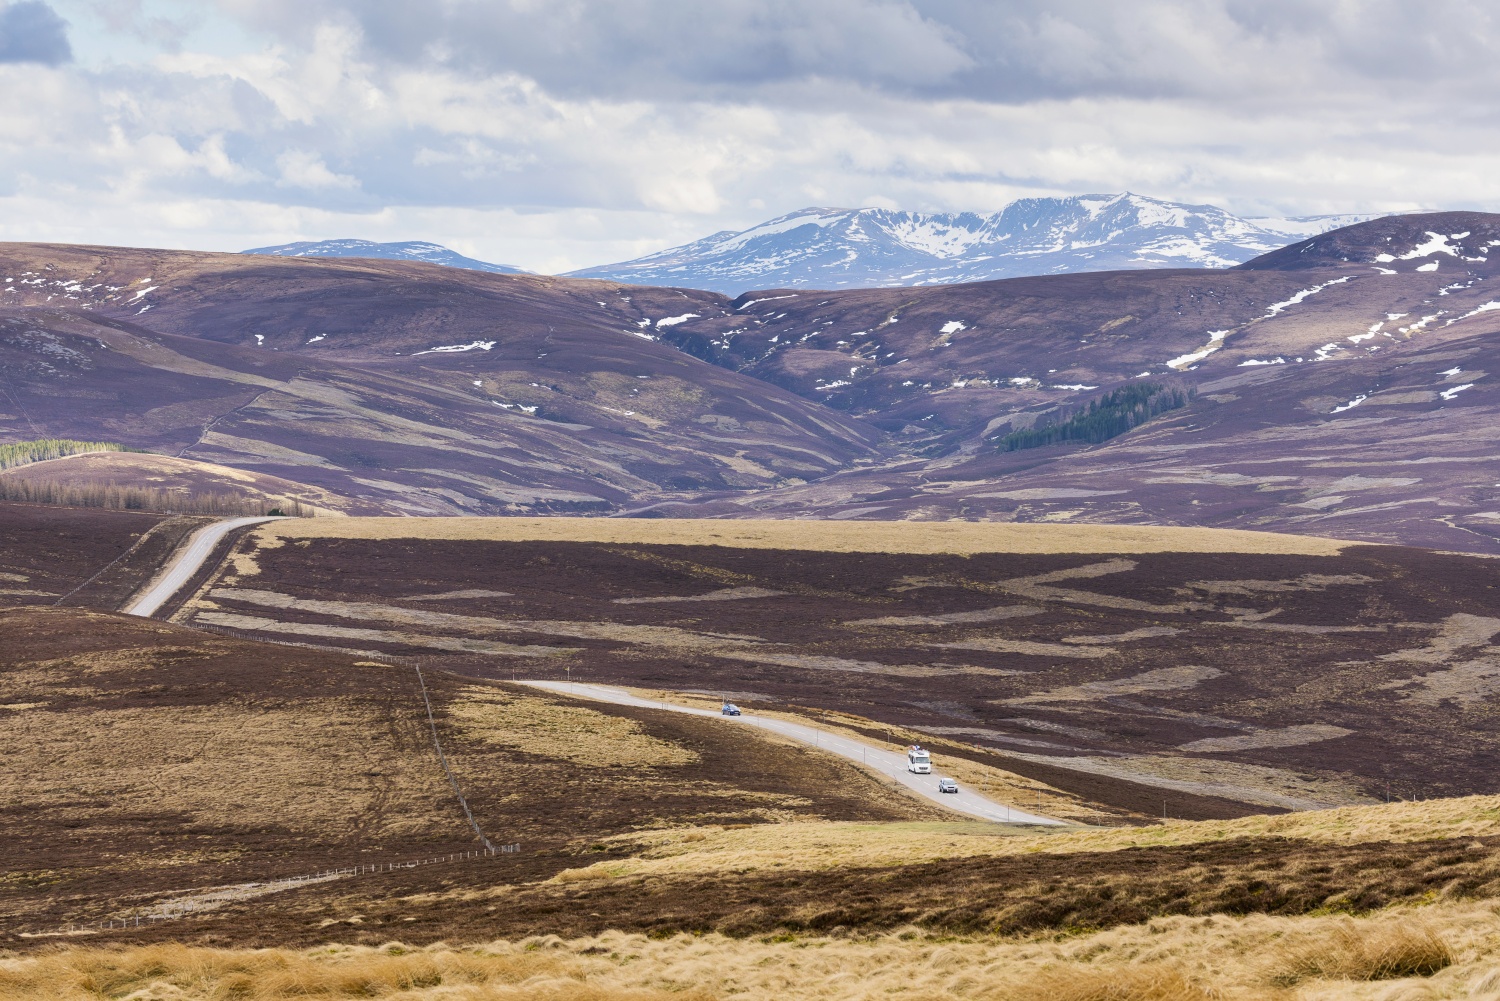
[{"xmin": 413, "ymin": 340, "xmax": 496, "ymax": 355}]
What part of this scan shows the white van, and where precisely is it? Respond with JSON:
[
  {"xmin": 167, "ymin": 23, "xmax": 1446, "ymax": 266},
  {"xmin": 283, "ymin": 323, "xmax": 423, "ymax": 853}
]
[{"xmin": 907, "ymin": 745, "xmax": 931, "ymax": 774}]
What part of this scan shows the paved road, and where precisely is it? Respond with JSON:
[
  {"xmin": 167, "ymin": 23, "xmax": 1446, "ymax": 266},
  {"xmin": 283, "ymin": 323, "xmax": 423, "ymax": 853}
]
[
  {"xmin": 521, "ymin": 680, "xmax": 1062, "ymax": 825},
  {"xmin": 123, "ymin": 516, "xmax": 278, "ymax": 618}
]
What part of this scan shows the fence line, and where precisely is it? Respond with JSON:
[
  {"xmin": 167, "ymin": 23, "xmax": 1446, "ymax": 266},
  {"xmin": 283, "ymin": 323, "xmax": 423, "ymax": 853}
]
[
  {"xmin": 416, "ymin": 662, "xmax": 497, "ymax": 852},
  {"xmin": 55, "ymin": 609, "xmax": 519, "ymax": 938}
]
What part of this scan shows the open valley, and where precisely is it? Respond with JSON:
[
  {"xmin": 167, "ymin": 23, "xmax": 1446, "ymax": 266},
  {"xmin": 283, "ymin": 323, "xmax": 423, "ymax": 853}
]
[{"xmin": 4, "ymin": 61, "xmax": 1500, "ymax": 993}]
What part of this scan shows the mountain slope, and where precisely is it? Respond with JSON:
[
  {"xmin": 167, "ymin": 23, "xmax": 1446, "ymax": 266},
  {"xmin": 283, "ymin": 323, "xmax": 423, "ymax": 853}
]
[
  {"xmin": 242, "ymin": 239, "xmax": 527, "ymax": 275},
  {"xmin": 6, "ymin": 212, "xmax": 1500, "ymax": 552},
  {"xmin": 567, "ymin": 194, "xmax": 1372, "ymax": 294},
  {"xmin": 0, "ymin": 244, "xmax": 876, "ymax": 514},
  {"xmin": 633, "ymin": 212, "xmax": 1500, "ymax": 552}
]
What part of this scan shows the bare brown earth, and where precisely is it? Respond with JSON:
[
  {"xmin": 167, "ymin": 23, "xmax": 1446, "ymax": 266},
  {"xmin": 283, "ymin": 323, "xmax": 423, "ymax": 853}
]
[{"xmin": 177, "ymin": 519, "xmax": 1500, "ymax": 815}]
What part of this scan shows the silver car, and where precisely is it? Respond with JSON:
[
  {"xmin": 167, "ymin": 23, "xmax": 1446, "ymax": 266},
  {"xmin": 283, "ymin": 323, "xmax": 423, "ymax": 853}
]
[{"xmin": 937, "ymin": 778, "xmax": 958, "ymax": 794}]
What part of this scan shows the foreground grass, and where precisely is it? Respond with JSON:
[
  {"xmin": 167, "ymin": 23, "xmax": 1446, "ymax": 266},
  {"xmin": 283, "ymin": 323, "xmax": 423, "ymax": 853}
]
[{"xmin": 2, "ymin": 903, "xmax": 1490, "ymax": 1000}]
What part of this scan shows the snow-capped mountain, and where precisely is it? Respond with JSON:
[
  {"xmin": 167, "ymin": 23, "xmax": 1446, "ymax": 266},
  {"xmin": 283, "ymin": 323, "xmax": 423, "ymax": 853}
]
[
  {"xmin": 566, "ymin": 194, "xmax": 1375, "ymax": 293},
  {"xmin": 241, "ymin": 239, "xmax": 527, "ymax": 275}
]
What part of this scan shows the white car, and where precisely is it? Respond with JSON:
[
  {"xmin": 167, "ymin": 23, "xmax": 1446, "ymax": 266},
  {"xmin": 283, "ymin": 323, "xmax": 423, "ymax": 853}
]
[{"xmin": 937, "ymin": 778, "xmax": 958, "ymax": 794}]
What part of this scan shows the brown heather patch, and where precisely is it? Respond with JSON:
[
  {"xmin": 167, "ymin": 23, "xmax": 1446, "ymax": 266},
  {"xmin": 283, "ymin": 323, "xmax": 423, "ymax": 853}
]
[{"xmin": 256, "ymin": 516, "xmax": 1351, "ymax": 556}]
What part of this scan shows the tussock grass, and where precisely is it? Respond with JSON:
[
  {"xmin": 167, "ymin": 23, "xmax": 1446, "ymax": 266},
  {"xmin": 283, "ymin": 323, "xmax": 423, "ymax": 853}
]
[
  {"xmin": 1267, "ymin": 918, "xmax": 1453, "ymax": 986},
  {"xmin": 1013, "ymin": 963, "xmax": 1212, "ymax": 1001},
  {"xmin": 2, "ymin": 904, "xmax": 1491, "ymax": 1000},
  {"xmin": 546, "ymin": 794, "xmax": 1500, "ymax": 883},
  {"xmin": 256, "ymin": 516, "xmax": 1350, "ymax": 556}
]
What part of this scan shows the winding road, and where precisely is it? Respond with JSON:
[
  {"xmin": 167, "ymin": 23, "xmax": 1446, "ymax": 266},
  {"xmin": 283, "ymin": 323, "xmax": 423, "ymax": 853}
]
[
  {"xmin": 122, "ymin": 516, "xmax": 278, "ymax": 618},
  {"xmin": 521, "ymin": 680, "xmax": 1063, "ymax": 825}
]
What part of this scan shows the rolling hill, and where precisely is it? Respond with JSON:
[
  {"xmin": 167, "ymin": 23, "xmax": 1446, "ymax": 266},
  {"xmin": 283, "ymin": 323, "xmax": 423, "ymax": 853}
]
[
  {"xmin": 242, "ymin": 239, "xmax": 528, "ymax": 274},
  {"xmin": 2, "ymin": 212, "xmax": 1499, "ymax": 551},
  {"xmin": 0, "ymin": 245, "xmax": 878, "ymax": 514}
]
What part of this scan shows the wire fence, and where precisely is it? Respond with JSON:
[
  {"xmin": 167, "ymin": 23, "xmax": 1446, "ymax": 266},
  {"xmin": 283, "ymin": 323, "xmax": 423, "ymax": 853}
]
[{"xmin": 50, "ymin": 611, "xmax": 519, "ymax": 938}]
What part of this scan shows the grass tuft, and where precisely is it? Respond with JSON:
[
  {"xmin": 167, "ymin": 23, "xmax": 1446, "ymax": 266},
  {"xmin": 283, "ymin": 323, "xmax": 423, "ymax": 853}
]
[
  {"xmin": 1267, "ymin": 918, "xmax": 1453, "ymax": 985},
  {"xmin": 1014, "ymin": 963, "xmax": 1211, "ymax": 1001}
]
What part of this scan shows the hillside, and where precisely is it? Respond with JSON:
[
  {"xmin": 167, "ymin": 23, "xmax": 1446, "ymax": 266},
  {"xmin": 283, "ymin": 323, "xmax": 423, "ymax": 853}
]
[
  {"xmin": 3, "ymin": 214, "xmax": 1500, "ymax": 550},
  {"xmin": 167, "ymin": 516, "xmax": 1500, "ymax": 816},
  {"xmin": 241, "ymin": 239, "xmax": 528, "ymax": 274},
  {"xmin": 566, "ymin": 194, "xmax": 1371, "ymax": 293},
  {"xmin": 0, "ymin": 600, "xmax": 933, "ymax": 942},
  {"xmin": 8, "ymin": 507, "xmax": 1500, "ymax": 1001},
  {"xmin": 0, "ymin": 244, "xmax": 877, "ymax": 514},
  {"xmin": 0, "ymin": 451, "xmax": 360, "ymax": 515},
  {"xmin": 642, "ymin": 212, "xmax": 1500, "ymax": 552}
]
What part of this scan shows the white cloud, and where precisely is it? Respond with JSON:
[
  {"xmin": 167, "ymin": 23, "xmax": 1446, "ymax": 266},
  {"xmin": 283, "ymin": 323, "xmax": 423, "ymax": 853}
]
[
  {"xmin": 275, "ymin": 149, "xmax": 358, "ymax": 189},
  {"xmin": 0, "ymin": 2, "xmax": 1496, "ymax": 271}
]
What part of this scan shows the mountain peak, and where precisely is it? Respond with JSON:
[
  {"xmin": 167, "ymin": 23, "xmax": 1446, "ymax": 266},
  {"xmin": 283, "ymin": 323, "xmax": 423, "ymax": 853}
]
[
  {"xmin": 241, "ymin": 239, "xmax": 527, "ymax": 275},
  {"xmin": 566, "ymin": 196, "xmax": 1378, "ymax": 294}
]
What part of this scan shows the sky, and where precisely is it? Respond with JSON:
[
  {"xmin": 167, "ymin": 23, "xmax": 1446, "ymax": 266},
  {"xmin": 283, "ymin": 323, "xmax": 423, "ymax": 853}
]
[{"xmin": 0, "ymin": 0, "xmax": 1496, "ymax": 273}]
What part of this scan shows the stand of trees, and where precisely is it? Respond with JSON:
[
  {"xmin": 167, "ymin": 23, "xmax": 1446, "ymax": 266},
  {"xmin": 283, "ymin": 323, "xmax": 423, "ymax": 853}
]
[
  {"xmin": 0, "ymin": 477, "xmax": 312, "ymax": 517},
  {"xmin": 997, "ymin": 382, "xmax": 1193, "ymax": 452},
  {"xmin": 0, "ymin": 439, "xmax": 125, "ymax": 471}
]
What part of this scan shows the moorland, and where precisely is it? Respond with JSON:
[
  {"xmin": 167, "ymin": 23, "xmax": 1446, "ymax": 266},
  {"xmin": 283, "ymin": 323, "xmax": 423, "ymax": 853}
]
[
  {"xmin": 5, "ymin": 212, "xmax": 1500, "ymax": 1000},
  {"xmin": 0, "ymin": 212, "xmax": 1499, "ymax": 549}
]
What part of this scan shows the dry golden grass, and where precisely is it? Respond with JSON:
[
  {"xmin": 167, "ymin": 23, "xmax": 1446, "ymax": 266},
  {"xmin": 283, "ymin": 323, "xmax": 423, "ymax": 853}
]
[
  {"xmin": 4, "ymin": 903, "xmax": 1494, "ymax": 1000},
  {"xmin": 256, "ymin": 517, "xmax": 1351, "ymax": 556},
  {"xmin": 447, "ymin": 687, "xmax": 699, "ymax": 768},
  {"xmin": 542, "ymin": 794, "xmax": 1500, "ymax": 884}
]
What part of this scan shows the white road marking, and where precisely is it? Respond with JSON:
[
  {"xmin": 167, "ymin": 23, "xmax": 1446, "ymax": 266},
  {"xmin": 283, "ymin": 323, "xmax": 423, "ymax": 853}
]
[
  {"xmin": 123, "ymin": 517, "xmax": 279, "ymax": 618},
  {"xmin": 520, "ymin": 680, "xmax": 1063, "ymax": 825}
]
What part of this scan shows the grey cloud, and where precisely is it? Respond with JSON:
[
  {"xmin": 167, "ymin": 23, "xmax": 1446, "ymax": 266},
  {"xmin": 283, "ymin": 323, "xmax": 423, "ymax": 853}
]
[
  {"xmin": 0, "ymin": 1, "xmax": 70, "ymax": 64},
  {"xmin": 217, "ymin": 0, "xmax": 1500, "ymax": 103}
]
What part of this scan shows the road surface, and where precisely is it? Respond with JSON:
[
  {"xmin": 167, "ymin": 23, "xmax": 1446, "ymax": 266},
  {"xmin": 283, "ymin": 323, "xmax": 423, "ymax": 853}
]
[
  {"xmin": 521, "ymin": 680, "xmax": 1062, "ymax": 825},
  {"xmin": 122, "ymin": 516, "xmax": 278, "ymax": 618}
]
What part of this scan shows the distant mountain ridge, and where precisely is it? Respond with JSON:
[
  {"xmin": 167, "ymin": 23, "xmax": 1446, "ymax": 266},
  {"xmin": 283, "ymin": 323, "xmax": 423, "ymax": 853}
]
[
  {"xmin": 241, "ymin": 239, "xmax": 527, "ymax": 275},
  {"xmin": 566, "ymin": 194, "xmax": 1375, "ymax": 293}
]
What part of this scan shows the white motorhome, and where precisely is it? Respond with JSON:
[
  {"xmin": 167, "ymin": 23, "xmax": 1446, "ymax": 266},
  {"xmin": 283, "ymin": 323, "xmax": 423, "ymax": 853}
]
[{"xmin": 906, "ymin": 745, "xmax": 931, "ymax": 774}]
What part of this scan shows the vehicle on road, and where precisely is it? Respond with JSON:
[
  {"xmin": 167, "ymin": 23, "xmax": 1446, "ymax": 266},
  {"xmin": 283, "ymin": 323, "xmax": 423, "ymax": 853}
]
[
  {"xmin": 721, "ymin": 702, "xmax": 742, "ymax": 716},
  {"xmin": 907, "ymin": 744, "xmax": 931, "ymax": 774},
  {"xmin": 937, "ymin": 778, "xmax": 958, "ymax": 794}
]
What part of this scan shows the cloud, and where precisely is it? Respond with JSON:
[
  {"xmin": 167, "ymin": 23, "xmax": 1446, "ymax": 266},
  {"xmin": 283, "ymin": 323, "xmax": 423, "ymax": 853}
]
[
  {"xmin": 276, "ymin": 150, "xmax": 359, "ymax": 190},
  {"xmin": 0, "ymin": 1, "xmax": 71, "ymax": 64},
  {"xmin": 213, "ymin": 0, "xmax": 1500, "ymax": 105},
  {"xmin": 0, "ymin": 1, "xmax": 1495, "ymax": 272}
]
